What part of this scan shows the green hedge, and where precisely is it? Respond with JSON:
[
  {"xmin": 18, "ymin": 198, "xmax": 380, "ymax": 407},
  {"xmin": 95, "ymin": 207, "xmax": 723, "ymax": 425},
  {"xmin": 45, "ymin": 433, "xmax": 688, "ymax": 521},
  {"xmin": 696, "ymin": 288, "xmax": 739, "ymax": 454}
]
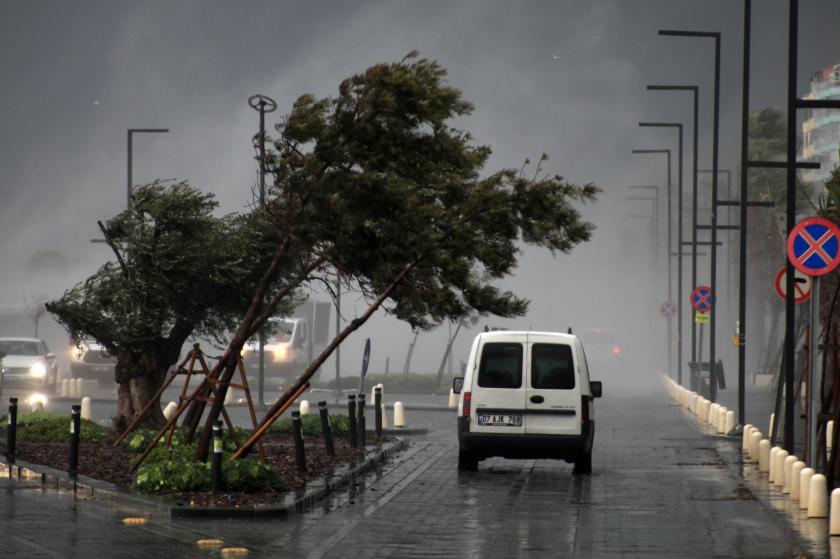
[
  {"xmin": 131, "ymin": 455, "xmax": 283, "ymax": 494},
  {"xmin": 0, "ymin": 412, "xmax": 110, "ymax": 443}
]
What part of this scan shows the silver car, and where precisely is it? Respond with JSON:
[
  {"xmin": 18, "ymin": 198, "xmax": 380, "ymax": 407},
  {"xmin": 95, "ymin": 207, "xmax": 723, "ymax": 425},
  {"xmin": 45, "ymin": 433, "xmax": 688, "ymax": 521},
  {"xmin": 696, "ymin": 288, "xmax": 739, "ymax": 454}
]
[{"xmin": 0, "ymin": 337, "xmax": 59, "ymax": 393}]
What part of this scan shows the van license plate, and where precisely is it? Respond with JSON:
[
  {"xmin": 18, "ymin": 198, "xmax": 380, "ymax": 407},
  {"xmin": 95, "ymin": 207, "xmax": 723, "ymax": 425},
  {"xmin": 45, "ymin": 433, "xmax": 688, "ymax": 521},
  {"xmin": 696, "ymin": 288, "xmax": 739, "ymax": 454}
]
[{"xmin": 477, "ymin": 414, "xmax": 522, "ymax": 427}]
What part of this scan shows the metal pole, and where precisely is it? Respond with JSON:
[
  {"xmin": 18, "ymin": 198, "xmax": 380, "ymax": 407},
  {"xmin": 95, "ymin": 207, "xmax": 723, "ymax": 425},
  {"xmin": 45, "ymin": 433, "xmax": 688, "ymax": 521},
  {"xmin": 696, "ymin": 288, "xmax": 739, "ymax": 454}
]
[
  {"xmin": 7, "ymin": 397, "xmax": 17, "ymax": 465},
  {"xmin": 677, "ymin": 128, "xmax": 684, "ymax": 385},
  {"xmin": 318, "ymin": 401, "xmax": 336, "ymax": 457},
  {"xmin": 335, "ymin": 273, "xmax": 341, "ymax": 403},
  {"xmin": 784, "ymin": 0, "xmax": 798, "ymax": 453},
  {"xmin": 211, "ymin": 420, "xmax": 223, "ymax": 492},
  {"xmin": 68, "ymin": 405, "xmax": 81, "ymax": 480},
  {"xmin": 808, "ymin": 277, "xmax": 820, "ymax": 467},
  {"xmin": 347, "ymin": 394, "xmax": 357, "ymax": 448},
  {"xmin": 738, "ymin": 0, "xmax": 752, "ymax": 430},
  {"xmin": 667, "ymin": 149, "xmax": 673, "ymax": 375},
  {"xmin": 710, "ymin": 34, "xmax": 721, "ymax": 403},
  {"xmin": 292, "ymin": 411, "xmax": 307, "ymax": 473}
]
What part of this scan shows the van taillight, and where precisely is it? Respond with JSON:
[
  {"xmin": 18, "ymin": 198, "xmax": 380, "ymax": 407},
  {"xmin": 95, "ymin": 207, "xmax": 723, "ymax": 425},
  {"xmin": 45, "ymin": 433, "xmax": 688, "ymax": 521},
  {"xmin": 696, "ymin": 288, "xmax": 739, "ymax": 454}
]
[{"xmin": 462, "ymin": 392, "xmax": 471, "ymax": 418}]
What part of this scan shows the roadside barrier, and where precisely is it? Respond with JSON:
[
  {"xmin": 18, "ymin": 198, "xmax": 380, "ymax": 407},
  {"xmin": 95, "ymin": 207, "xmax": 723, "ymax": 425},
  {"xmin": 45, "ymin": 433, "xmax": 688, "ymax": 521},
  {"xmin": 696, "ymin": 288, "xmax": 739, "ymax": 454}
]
[
  {"xmin": 68, "ymin": 404, "xmax": 81, "ymax": 480},
  {"xmin": 759, "ymin": 440, "xmax": 771, "ymax": 473},
  {"xmin": 773, "ymin": 449, "xmax": 789, "ymax": 488},
  {"xmin": 750, "ymin": 431, "xmax": 762, "ymax": 462},
  {"xmin": 291, "ymin": 411, "xmax": 306, "ymax": 473},
  {"xmin": 800, "ymin": 468, "xmax": 815, "ymax": 510},
  {"xmin": 211, "ymin": 421, "xmax": 223, "ymax": 491},
  {"xmin": 716, "ymin": 407, "xmax": 728, "ymax": 434},
  {"xmin": 448, "ymin": 389, "xmax": 457, "ymax": 409},
  {"xmin": 374, "ymin": 387, "xmax": 383, "ymax": 438},
  {"xmin": 163, "ymin": 401, "xmax": 178, "ymax": 421},
  {"xmin": 769, "ymin": 413, "xmax": 775, "ymax": 439},
  {"xmin": 742, "ymin": 424, "xmax": 753, "ymax": 455},
  {"xmin": 791, "ymin": 461, "xmax": 805, "ymax": 501},
  {"xmin": 317, "ymin": 401, "xmax": 335, "ymax": 457},
  {"xmin": 60, "ymin": 379, "xmax": 69, "ymax": 398},
  {"xmin": 75, "ymin": 378, "xmax": 83, "ymax": 399},
  {"xmin": 831, "ymin": 489, "xmax": 840, "ymax": 535},
  {"xmin": 769, "ymin": 447, "xmax": 781, "ymax": 482},
  {"xmin": 357, "ymin": 394, "xmax": 366, "ymax": 448},
  {"xmin": 783, "ymin": 455, "xmax": 797, "ymax": 493},
  {"xmin": 808, "ymin": 474, "xmax": 828, "ymax": 518},
  {"xmin": 724, "ymin": 411, "xmax": 735, "ymax": 435},
  {"xmin": 80, "ymin": 397, "xmax": 92, "ymax": 421},
  {"xmin": 347, "ymin": 395, "xmax": 357, "ymax": 448},
  {"xmin": 393, "ymin": 401, "xmax": 406, "ymax": 428},
  {"xmin": 299, "ymin": 400, "xmax": 311, "ymax": 415}
]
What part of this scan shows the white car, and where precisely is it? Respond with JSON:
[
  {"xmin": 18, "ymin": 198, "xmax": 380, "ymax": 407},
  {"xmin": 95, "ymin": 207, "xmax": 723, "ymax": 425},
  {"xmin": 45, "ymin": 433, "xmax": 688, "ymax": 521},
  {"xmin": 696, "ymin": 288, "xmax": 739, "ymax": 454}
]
[
  {"xmin": 70, "ymin": 340, "xmax": 116, "ymax": 386},
  {"xmin": 241, "ymin": 317, "xmax": 310, "ymax": 379},
  {"xmin": 0, "ymin": 337, "xmax": 59, "ymax": 393},
  {"xmin": 453, "ymin": 330, "xmax": 602, "ymax": 473}
]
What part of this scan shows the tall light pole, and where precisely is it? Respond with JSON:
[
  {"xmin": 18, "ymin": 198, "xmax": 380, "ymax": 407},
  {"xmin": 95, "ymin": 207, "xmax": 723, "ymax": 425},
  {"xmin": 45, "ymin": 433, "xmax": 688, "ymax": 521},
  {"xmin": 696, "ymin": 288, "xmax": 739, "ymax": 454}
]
[
  {"xmin": 659, "ymin": 30, "xmax": 722, "ymax": 402},
  {"xmin": 647, "ymin": 86, "xmax": 699, "ymax": 375},
  {"xmin": 639, "ymin": 124, "xmax": 684, "ymax": 384},
  {"xmin": 127, "ymin": 129, "xmax": 169, "ymax": 209},
  {"xmin": 248, "ymin": 94, "xmax": 278, "ymax": 411}
]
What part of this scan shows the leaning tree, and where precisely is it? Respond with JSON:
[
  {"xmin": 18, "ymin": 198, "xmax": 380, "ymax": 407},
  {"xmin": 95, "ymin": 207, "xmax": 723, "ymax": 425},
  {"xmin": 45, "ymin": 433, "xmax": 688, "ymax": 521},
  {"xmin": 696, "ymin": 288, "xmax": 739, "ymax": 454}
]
[
  {"xmin": 47, "ymin": 181, "xmax": 293, "ymax": 430},
  {"xmin": 186, "ymin": 52, "xmax": 601, "ymax": 460}
]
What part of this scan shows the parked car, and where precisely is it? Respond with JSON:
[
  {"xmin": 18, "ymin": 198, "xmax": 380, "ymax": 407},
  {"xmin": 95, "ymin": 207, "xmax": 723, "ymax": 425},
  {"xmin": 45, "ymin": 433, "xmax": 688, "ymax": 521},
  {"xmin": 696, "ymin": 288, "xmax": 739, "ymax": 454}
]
[
  {"xmin": 0, "ymin": 337, "xmax": 59, "ymax": 393},
  {"xmin": 453, "ymin": 330, "xmax": 602, "ymax": 473},
  {"xmin": 70, "ymin": 340, "xmax": 116, "ymax": 386}
]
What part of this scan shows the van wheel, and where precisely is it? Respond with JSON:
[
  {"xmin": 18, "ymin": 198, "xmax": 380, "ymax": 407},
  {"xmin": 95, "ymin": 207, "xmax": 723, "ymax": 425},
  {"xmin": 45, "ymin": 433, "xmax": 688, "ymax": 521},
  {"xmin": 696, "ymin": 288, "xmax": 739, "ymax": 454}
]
[
  {"xmin": 573, "ymin": 451, "xmax": 592, "ymax": 475},
  {"xmin": 458, "ymin": 449, "xmax": 478, "ymax": 471}
]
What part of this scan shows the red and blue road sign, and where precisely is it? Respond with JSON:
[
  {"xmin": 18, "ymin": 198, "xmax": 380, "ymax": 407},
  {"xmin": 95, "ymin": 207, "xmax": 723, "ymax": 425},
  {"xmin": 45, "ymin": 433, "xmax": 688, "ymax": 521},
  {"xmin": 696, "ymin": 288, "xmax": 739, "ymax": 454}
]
[
  {"xmin": 690, "ymin": 285, "xmax": 713, "ymax": 313},
  {"xmin": 787, "ymin": 217, "xmax": 840, "ymax": 277}
]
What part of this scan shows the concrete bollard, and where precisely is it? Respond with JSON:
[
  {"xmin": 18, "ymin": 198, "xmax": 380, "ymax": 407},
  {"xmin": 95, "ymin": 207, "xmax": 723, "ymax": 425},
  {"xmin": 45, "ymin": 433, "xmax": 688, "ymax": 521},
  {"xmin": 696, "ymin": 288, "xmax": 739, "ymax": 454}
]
[
  {"xmin": 830, "ymin": 489, "xmax": 840, "ymax": 535},
  {"xmin": 808, "ymin": 474, "xmax": 829, "ymax": 518},
  {"xmin": 829, "ymin": 420, "xmax": 835, "ymax": 460},
  {"xmin": 448, "ymin": 389, "xmax": 457, "ymax": 409},
  {"xmin": 708, "ymin": 404, "xmax": 718, "ymax": 426},
  {"xmin": 163, "ymin": 401, "xmax": 178, "ymax": 421},
  {"xmin": 751, "ymin": 431, "xmax": 762, "ymax": 462},
  {"xmin": 393, "ymin": 401, "xmax": 406, "ymax": 428},
  {"xmin": 769, "ymin": 447, "xmax": 781, "ymax": 482},
  {"xmin": 60, "ymin": 379, "xmax": 69, "ymax": 398},
  {"xmin": 717, "ymin": 407, "xmax": 728, "ymax": 434},
  {"xmin": 742, "ymin": 424, "xmax": 754, "ymax": 454},
  {"xmin": 800, "ymin": 468, "xmax": 816, "ymax": 509},
  {"xmin": 370, "ymin": 383, "xmax": 384, "ymax": 405},
  {"xmin": 75, "ymin": 378, "xmax": 83, "ymax": 399},
  {"xmin": 791, "ymin": 461, "xmax": 806, "ymax": 501},
  {"xmin": 759, "ymin": 439, "xmax": 771, "ymax": 473},
  {"xmin": 783, "ymin": 455, "xmax": 798, "ymax": 493},
  {"xmin": 68, "ymin": 378, "xmax": 76, "ymax": 398},
  {"xmin": 725, "ymin": 411, "xmax": 736, "ymax": 435},
  {"xmin": 769, "ymin": 412, "xmax": 775, "ymax": 438},
  {"xmin": 773, "ymin": 450, "xmax": 789, "ymax": 487},
  {"xmin": 299, "ymin": 400, "xmax": 311, "ymax": 415},
  {"xmin": 80, "ymin": 396, "xmax": 92, "ymax": 420}
]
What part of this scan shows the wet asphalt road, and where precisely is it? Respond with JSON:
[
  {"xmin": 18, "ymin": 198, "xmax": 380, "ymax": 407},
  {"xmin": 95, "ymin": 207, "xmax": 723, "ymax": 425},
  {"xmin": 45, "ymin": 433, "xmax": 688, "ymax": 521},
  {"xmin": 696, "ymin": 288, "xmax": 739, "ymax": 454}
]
[{"xmin": 0, "ymin": 382, "xmax": 828, "ymax": 558}]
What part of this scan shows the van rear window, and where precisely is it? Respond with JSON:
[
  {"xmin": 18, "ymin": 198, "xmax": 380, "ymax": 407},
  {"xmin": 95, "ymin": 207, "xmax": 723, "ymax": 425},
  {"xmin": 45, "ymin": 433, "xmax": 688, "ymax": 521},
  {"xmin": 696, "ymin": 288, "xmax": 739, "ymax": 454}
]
[
  {"xmin": 477, "ymin": 343, "xmax": 523, "ymax": 389},
  {"xmin": 531, "ymin": 343, "xmax": 575, "ymax": 390}
]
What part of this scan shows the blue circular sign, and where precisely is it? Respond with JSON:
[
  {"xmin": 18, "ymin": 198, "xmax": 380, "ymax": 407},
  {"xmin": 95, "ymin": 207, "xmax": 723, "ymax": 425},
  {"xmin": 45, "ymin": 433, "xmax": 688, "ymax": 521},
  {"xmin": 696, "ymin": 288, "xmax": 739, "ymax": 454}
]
[{"xmin": 787, "ymin": 217, "xmax": 840, "ymax": 277}]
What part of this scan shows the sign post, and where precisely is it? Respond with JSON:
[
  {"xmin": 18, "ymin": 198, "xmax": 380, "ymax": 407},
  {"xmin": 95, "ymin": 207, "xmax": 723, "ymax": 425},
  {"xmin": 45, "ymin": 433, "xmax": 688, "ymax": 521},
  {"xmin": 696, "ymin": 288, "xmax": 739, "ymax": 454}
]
[
  {"xmin": 358, "ymin": 338, "xmax": 372, "ymax": 394},
  {"xmin": 690, "ymin": 286, "xmax": 714, "ymax": 400},
  {"xmin": 787, "ymin": 217, "xmax": 840, "ymax": 468}
]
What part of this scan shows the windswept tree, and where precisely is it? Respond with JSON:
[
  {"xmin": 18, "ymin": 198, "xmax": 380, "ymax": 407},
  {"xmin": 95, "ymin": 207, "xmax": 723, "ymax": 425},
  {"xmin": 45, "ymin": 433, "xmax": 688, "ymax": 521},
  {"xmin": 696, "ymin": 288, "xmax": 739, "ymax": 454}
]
[
  {"xmin": 186, "ymin": 53, "xmax": 600, "ymax": 460},
  {"xmin": 47, "ymin": 182, "xmax": 292, "ymax": 430}
]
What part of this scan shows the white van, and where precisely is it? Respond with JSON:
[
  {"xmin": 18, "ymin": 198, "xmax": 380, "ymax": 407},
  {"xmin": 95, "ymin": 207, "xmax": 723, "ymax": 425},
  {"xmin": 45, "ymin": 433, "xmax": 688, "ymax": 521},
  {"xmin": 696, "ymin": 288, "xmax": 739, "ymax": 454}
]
[{"xmin": 453, "ymin": 330, "xmax": 602, "ymax": 473}]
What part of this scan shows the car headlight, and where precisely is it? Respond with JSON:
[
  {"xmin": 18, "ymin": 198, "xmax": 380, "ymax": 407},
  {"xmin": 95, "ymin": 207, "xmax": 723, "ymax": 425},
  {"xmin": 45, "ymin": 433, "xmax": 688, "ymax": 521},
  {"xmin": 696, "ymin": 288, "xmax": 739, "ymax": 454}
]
[
  {"xmin": 30, "ymin": 362, "xmax": 47, "ymax": 378},
  {"xmin": 272, "ymin": 347, "xmax": 289, "ymax": 362},
  {"xmin": 73, "ymin": 345, "xmax": 85, "ymax": 360}
]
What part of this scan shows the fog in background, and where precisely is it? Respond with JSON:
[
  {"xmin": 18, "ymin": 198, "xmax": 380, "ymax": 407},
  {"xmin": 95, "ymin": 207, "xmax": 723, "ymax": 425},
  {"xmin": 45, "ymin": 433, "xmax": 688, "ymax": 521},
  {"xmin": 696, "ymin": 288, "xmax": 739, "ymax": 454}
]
[{"xmin": 2, "ymin": 1, "xmax": 839, "ymax": 395}]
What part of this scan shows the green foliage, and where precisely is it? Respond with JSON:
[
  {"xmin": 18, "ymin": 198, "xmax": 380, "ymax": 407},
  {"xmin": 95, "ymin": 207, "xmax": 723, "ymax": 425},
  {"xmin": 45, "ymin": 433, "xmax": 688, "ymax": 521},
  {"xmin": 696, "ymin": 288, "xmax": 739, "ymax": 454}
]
[
  {"xmin": 222, "ymin": 458, "xmax": 284, "ymax": 493},
  {"xmin": 0, "ymin": 412, "xmax": 110, "ymax": 443},
  {"xmin": 132, "ymin": 459, "xmax": 210, "ymax": 493},
  {"xmin": 269, "ymin": 413, "xmax": 348, "ymax": 435},
  {"xmin": 121, "ymin": 427, "xmax": 187, "ymax": 452},
  {"xmin": 823, "ymin": 150, "xmax": 840, "ymax": 209},
  {"xmin": 131, "ymin": 452, "xmax": 283, "ymax": 494}
]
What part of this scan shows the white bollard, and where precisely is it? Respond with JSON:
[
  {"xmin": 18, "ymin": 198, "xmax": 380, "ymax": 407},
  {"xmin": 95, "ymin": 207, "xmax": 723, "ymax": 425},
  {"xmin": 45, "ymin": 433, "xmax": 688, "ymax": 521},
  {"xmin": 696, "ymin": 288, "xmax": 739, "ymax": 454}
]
[
  {"xmin": 791, "ymin": 461, "xmax": 806, "ymax": 501},
  {"xmin": 80, "ymin": 396, "xmax": 92, "ymax": 420},
  {"xmin": 751, "ymin": 432, "xmax": 763, "ymax": 463},
  {"xmin": 75, "ymin": 378, "xmax": 83, "ymax": 399},
  {"xmin": 224, "ymin": 385, "xmax": 235, "ymax": 405},
  {"xmin": 830, "ymin": 489, "xmax": 840, "ymax": 535},
  {"xmin": 808, "ymin": 474, "xmax": 829, "ymax": 518},
  {"xmin": 801, "ymin": 467, "xmax": 816, "ymax": 509},
  {"xmin": 163, "ymin": 401, "xmax": 178, "ymax": 421},
  {"xmin": 68, "ymin": 378, "xmax": 76, "ymax": 398},
  {"xmin": 742, "ymin": 424, "xmax": 754, "ymax": 454},
  {"xmin": 829, "ymin": 420, "xmax": 835, "ymax": 460},
  {"xmin": 393, "ymin": 401, "xmax": 406, "ymax": 428},
  {"xmin": 370, "ymin": 383, "xmax": 384, "ymax": 405},
  {"xmin": 759, "ymin": 439, "xmax": 771, "ymax": 473},
  {"xmin": 717, "ymin": 407, "xmax": 728, "ymax": 434},
  {"xmin": 299, "ymin": 400, "xmax": 310, "ymax": 415},
  {"xmin": 769, "ymin": 447, "xmax": 781, "ymax": 482},
  {"xmin": 725, "ymin": 411, "xmax": 736, "ymax": 435},
  {"xmin": 769, "ymin": 412, "xmax": 775, "ymax": 438},
  {"xmin": 709, "ymin": 404, "xmax": 719, "ymax": 426},
  {"xmin": 783, "ymin": 455, "xmax": 798, "ymax": 493},
  {"xmin": 773, "ymin": 450, "xmax": 789, "ymax": 488},
  {"xmin": 448, "ymin": 389, "xmax": 458, "ymax": 409},
  {"xmin": 60, "ymin": 379, "xmax": 70, "ymax": 398}
]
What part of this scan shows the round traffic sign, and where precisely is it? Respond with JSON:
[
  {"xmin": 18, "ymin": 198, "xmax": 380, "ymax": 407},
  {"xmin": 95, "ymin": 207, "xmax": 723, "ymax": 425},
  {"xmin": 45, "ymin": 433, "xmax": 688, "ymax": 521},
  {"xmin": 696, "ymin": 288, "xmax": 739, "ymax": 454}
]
[
  {"xmin": 787, "ymin": 217, "xmax": 840, "ymax": 277},
  {"xmin": 773, "ymin": 265, "xmax": 812, "ymax": 304},
  {"xmin": 660, "ymin": 300, "xmax": 676, "ymax": 319},
  {"xmin": 690, "ymin": 286, "xmax": 713, "ymax": 313}
]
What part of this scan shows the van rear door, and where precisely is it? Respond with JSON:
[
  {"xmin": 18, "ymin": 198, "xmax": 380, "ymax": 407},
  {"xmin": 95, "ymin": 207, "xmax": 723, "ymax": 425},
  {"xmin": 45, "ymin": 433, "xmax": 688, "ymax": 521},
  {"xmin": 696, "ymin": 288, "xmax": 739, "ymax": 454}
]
[
  {"xmin": 470, "ymin": 337, "xmax": 526, "ymax": 435},
  {"xmin": 525, "ymin": 335, "xmax": 581, "ymax": 436}
]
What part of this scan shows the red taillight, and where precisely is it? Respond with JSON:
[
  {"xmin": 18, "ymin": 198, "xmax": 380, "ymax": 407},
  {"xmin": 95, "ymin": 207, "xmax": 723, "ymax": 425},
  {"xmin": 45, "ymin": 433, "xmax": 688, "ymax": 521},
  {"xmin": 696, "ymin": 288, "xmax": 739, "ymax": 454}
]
[
  {"xmin": 612, "ymin": 346, "xmax": 621, "ymax": 355},
  {"xmin": 462, "ymin": 392, "xmax": 471, "ymax": 418}
]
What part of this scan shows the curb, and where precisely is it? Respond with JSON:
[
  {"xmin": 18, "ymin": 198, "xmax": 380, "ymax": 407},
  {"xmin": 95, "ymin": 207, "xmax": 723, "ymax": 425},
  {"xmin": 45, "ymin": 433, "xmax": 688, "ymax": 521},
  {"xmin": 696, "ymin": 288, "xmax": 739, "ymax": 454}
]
[{"xmin": 0, "ymin": 437, "xmax": 409, "ymax": 520}]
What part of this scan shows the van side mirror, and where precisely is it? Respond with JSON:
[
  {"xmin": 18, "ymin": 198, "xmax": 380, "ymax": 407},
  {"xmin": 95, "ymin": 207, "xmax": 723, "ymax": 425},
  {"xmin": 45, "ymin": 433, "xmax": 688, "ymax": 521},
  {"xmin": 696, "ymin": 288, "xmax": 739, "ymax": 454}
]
[
  {"xmin": 590, "ymin": 381, "xmax": 602, "ymax": 398},
  {"xmin": 453, "ymin": 377, "xmax": 464, "ymax": 394}
]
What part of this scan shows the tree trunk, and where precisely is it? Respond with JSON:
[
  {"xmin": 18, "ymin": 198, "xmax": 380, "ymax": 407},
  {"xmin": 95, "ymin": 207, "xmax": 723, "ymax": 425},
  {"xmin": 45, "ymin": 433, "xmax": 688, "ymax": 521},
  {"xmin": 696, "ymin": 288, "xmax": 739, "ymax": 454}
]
[{"xmin": 111, "ymin": 350, "xmax": 169, "ymax": 432}]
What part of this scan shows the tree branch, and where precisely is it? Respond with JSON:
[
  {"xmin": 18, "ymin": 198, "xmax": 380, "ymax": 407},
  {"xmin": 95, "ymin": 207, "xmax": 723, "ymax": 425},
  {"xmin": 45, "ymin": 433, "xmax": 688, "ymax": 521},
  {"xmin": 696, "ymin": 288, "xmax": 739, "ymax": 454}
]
[{"xmin": 98, "ymin": 220, "xmax": 129, "ymax": 279}]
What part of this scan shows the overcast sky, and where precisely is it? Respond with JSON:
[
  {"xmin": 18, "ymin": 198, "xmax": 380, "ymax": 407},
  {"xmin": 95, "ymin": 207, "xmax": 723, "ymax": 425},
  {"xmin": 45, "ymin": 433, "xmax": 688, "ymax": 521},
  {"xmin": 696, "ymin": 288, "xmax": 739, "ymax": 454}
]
[{"xmin": 1, "ymin": 1, "xmax": 839, "ymax": 380}]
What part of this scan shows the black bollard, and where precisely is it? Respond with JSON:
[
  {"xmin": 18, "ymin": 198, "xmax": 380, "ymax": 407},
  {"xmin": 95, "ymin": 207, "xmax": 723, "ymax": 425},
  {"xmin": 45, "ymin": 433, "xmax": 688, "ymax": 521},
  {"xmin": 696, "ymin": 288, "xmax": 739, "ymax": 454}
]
[
  {"xmin": 211, "ymin": 420, "xmax": 223, "ymax": 492},
  {"xmin": 291, "ymin": 411, "xmax": 307, "ymax": 473},
  {"xmin": 374, "ymin": 387, "xmax": 383, "ymax": 439},
  {"xmin": 357, "ymin": 394, "xmax": 366, "ymax": 448},
  {"xmin": 68, "ymin": 405, "xmax": 81, "ymax": 479},
  {"xmin": 348, "ymin": 395, "xmax": 357, "ymax": 448},
  {"xmin": 7, "ymin": 398, "xmax": 17, "ymax": 464},
  {"xmin": 318, "ymin": 401, "xmax": 335, "ymax": 457}
]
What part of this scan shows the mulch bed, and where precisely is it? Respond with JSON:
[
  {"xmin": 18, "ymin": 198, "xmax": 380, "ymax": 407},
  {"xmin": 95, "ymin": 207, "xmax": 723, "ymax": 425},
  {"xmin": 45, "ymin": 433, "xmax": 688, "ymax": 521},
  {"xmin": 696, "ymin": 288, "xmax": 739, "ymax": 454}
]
[{"xmin": 0, "ymin": 431, "xmax": 393, "ymax": 508}]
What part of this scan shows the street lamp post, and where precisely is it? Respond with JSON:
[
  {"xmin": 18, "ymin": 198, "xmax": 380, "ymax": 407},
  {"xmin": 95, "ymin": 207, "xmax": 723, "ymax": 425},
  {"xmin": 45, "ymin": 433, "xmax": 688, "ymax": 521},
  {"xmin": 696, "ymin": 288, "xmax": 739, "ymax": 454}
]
[{"xmin": 659, "ymin": 29, "xmax": 722, "ymax": 402}]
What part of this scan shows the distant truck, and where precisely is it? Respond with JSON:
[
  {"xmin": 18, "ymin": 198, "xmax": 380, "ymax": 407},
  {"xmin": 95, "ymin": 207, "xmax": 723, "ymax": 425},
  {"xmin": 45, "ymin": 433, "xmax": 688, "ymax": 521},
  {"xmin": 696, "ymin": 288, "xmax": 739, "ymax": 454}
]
[{"xmin": 241, "ymin": 300, "xmax": 332, "ymax": 381}]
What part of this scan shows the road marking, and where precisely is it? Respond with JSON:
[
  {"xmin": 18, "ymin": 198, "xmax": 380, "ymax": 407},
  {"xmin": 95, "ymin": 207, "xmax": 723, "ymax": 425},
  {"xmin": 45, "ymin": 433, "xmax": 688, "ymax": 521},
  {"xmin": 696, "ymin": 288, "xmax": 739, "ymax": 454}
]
[{"xmin": 306, "ymin": 445, "xmax": 450, "ymax": 559}]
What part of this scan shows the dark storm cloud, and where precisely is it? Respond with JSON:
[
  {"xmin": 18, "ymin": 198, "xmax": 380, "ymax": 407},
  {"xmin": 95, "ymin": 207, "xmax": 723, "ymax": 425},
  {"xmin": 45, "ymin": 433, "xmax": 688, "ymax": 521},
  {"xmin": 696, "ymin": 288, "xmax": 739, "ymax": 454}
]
[{"xmin": 1, "ymin": 1, "xmax": 838, "ymax": 375}]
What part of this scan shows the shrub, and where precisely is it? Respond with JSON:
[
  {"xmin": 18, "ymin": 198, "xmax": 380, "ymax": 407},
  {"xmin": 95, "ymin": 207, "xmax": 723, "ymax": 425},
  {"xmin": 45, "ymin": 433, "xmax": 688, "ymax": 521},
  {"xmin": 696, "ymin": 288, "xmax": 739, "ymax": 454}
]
[
  {"xmin": 269, "ymin": 414, "xmax": 348, "ymax": 436},
  {"xmin": 1, "ymin": 411, "xmax": 110, "ymax": 443},
  {"xmin": 121, "ymin": 427, "xmax": 187, "ymax": 452},
  {"xmin": 131, "ymin": 454, "xmax": 283, "ymax": 494},
  {"xmin": 222, "ymin": 458, "xmax": 284, "ymax": 492},
  {"xmin": 132, "ymin": 459, "xmax": 210, "ymax": 493}
]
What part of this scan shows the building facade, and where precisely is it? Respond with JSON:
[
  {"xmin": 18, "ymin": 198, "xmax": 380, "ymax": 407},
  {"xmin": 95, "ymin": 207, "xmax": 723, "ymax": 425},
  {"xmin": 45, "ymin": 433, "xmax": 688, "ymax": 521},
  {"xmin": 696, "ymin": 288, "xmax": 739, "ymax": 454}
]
[{"xmin": 802, "ymin": 63, "xmax": 840, "ymax": 184}]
